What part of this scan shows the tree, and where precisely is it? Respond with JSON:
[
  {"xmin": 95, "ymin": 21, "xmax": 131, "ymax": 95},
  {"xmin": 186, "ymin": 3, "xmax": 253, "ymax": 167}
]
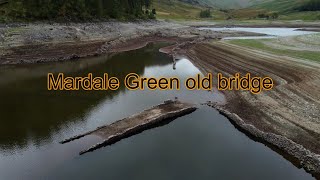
[
  {"xmin": 270, "ymin": 12, "xmax": 279, "ymax": 19},
  {"xmin": 5, "ymin": 0, "xmax": 155, "ymax": 21},
  {"xmin": 200, "ymin": 9, "xmax": 211, "ymax": 18},
  {"xmin": 152, "ymin": 8, "xmax": 156, "ymax": 15}
]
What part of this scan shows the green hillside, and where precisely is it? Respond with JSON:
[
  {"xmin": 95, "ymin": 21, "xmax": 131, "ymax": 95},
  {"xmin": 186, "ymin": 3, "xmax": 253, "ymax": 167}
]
[
  {"xmin": 153, "ymin": 0, "xmax": 204, "ymax": 19},
  {"xmin": 178, "ymin": 0, "xmax": 261, "ymax": 9},
  {"xmin": 251, "ymin": 0, "xmax": 305, "ymax": 12},
  {"xmin": 248, "ymin": 0, "xmax": 320, "ymax": 20},
  {"xmin": 153, "ymin": 0, "xmax": 227, "ymax": 20}
]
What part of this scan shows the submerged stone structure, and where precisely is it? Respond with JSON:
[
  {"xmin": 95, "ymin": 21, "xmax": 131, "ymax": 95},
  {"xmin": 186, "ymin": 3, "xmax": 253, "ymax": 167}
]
[{"xmin": 60, "ymin": 100, "xmax": 197, "ymax": 155}]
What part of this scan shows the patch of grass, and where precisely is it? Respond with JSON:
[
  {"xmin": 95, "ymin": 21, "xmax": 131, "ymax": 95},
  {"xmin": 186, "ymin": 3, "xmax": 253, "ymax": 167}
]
[
  {"xmin": 252, "ymin": 0, "xmax": 303, "ymax": 13},
  {"xmin": 152, "ymin": 0, "xmax": 203, "ymax": 20},
  {"xmin": 181, "ymin": 0, "xmax": 254, "ymax": 9},
  {"xmin": 228, "ymin": 38, "xmax": 320, "ymax": 62},
  {"xmin": 152, "ymin": 0, "xmax": 226, "ymax": 20},
  {"xmin": 226, "ymin": 8, "xmax": 267, "ymax": 19},
  {"xmin": 280, "ymin": 11, "xmax": 320, "ymax": 20},
  {"xmin": 224, "ymin": 8, "xmax": 320, "ymax": 21}
]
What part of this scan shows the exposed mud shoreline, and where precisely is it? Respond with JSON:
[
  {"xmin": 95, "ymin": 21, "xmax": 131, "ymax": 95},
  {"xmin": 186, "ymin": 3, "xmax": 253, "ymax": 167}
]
[
  {"xmin": 208, "ymin": 103, "xmax": 320, "ymax": 178},
  {"xmin": 0, "ymin": 20, "xmax": 262, "ymax": 65},
  {"xmin": 185, "ymin": 42, "xmax": 320, "ymax": 177}
]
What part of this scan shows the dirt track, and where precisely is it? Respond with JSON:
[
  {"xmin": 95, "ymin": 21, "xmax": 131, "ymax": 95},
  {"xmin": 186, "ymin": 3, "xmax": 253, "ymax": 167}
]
[{"xmin": 185, "ymin": 41, "xmax": 320, "ymax": 175}]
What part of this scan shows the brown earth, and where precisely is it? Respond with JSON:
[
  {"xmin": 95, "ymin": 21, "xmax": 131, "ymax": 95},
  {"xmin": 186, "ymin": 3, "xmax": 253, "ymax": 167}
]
[
  {"xmin": 0, "ymin": 21, "xmax": 266, "ymax": 65},
  {"xmin": 0, "ymin": 36, "xmax": 184, "ymax": 65},
  {"xmin": 184, "ymin": 41, "xmax": 320, "ymax": 175}
]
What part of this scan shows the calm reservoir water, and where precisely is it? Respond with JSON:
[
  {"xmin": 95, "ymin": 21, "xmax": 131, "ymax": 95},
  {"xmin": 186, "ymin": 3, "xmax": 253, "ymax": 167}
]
[
  {"xmin": 200, "ymin": 27, "xmax": 318, "ymax": 39},
  {"xmin": 0, "ymin": 43, "xmax": 313, "ymax": 179}
]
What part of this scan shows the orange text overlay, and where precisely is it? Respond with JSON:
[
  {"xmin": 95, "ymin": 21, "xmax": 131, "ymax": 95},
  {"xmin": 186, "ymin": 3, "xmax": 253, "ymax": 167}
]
[{"xmin": 48, "ymin": 73, "xmax": 274, "ymax": 94}]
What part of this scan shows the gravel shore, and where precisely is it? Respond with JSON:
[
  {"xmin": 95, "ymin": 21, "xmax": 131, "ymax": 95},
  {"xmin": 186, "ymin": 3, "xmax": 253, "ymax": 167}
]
[
  {"xmin": 0, "ymin": 20, "xmax": 261, "ymax": 65},
  {"xmin": 185, "ymin": 41, "xmax": 320, "ymax": 177}
]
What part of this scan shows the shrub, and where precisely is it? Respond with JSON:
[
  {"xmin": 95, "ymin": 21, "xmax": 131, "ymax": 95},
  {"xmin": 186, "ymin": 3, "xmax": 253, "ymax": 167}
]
[
  {"xmin": 200, "ymin": 9, "xmax": 211, "ymax": 18},
  {"xmin": 270, "ymin": 12, "xmax": 279, "ymax": 19}
]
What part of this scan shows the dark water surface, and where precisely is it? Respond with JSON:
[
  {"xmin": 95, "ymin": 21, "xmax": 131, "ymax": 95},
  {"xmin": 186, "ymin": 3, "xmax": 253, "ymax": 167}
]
[{"xmin": 0, "ymin": 43, "xmax": 313, "ymax": 179}]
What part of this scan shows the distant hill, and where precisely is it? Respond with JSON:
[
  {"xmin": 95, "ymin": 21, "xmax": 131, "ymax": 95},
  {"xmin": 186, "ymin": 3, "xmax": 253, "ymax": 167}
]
[
  {"xmin": 250, "ymin": 0, "xmax": 306, "ymax": 12},
  {"xmin": 177, "ymin": 0, "xmax": 318, "ymax": 12},
  {"xmin": 153, "ymin": 0, "xmax": 320, "ymax": 21},
  {"xmin": 178, "ymin": 0, "xmax": 263, "ymax": 9}
]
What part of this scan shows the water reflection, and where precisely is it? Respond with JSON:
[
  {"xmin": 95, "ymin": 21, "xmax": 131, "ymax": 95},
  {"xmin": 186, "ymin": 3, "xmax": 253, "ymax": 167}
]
[{"xmin": 0, "ymin": 43, "xmax": 173, "ymax": 153}]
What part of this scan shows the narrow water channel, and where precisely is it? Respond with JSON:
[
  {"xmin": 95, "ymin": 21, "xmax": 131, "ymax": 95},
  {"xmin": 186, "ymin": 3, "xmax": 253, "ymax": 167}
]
[{"xmin": 0, "ymin": 43, "xmax": 313, "ymax": 179}]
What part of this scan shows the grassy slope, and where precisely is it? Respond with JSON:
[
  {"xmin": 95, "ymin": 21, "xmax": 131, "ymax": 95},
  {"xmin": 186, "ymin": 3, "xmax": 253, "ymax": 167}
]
[
  {"xmin": 153, "ymin": 0, "xmax": 226, "ymax": 20},
  {"xmin": 280, "ymin": 11, "xmax": 320, "ymax": 20},
  {"xmin": 228, "ymin": 34, "xmax": 320, "ymax": 62},
  {"xmin": 250, "ymin": 0, "xmax": 320, "ymax": 20},
  {"xmin": 153, "ymin": 0, "xmax": 204, "ymax": 19},
  {"xmin": 209, "ymin": 0, "xmax": 260, "ymax": 9},
  {"xmin": 179, "ymin": 0, "xmax": 262, "ymax": 9},
  {"xmin": 251, "ymin": 0, "xmax": 304, "ymax": 12},
  {"xmin": 173, "ymin": 0, "xmax": 320, "ymax": 21}
]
